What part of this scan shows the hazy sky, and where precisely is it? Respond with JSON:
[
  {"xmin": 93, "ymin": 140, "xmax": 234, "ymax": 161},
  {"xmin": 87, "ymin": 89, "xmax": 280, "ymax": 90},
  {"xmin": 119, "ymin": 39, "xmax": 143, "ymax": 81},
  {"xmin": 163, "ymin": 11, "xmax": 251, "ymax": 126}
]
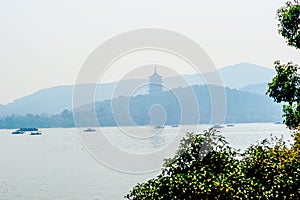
[{"xmin": 1, "ymin": 0, "xmax": 300, "ymax": 104}]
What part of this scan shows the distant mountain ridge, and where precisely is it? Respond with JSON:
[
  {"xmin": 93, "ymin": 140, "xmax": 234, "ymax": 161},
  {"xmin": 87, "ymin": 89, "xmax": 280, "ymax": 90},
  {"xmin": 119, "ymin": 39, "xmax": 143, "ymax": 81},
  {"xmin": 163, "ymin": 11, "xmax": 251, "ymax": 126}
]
[
  {"xmin": 182, "ymin": 63, "xmax": 275, "ymax": 89},
  {"xmin": 0, "ymin": 63, "xmax": 276, "ymax": 116},
  {"xmin": 239, "ymin": 82, "xmax": 269, "ymax": 95},
  {"xmin": 218, "ymin": 63, "xmax": 275, "ymax": 89},
  {"xmin": 0, "ymin": 85, "xmax": 282, "ymax": 129}
]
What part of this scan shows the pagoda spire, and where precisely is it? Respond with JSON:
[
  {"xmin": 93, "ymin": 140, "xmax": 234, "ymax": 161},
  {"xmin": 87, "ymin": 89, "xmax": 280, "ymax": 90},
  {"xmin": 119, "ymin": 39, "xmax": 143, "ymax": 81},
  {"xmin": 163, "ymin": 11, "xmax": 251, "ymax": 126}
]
[{"xmin": 148, "ymin": 66, "xmax": 163, "ymax": 95}]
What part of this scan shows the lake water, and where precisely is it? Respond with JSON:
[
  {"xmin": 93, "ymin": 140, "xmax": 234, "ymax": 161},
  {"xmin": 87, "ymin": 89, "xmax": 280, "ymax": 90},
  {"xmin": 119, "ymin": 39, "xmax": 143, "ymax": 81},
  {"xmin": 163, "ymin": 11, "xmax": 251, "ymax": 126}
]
[{"xmin": 0, "ymin": 123, "xmax": 292, "ymax": 200}]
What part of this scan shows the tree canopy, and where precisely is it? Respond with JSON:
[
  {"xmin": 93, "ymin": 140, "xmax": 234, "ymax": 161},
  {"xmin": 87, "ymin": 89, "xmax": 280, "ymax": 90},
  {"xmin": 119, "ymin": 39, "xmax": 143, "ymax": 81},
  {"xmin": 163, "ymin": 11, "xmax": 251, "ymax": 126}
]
[
  {"xmin": 266, "ymin": 61, "xmax": 300, "ymax": 129},
  {"xmin": 267, "ymin": 0, "xmax": 300, "ymax": 129},
  {"xmin": 126, "ymin": 130, "xmax": 300, "ymax": 199},
  {"xmin": 277, "ymin": 0, "xmax": 300, "ymax": 49}
]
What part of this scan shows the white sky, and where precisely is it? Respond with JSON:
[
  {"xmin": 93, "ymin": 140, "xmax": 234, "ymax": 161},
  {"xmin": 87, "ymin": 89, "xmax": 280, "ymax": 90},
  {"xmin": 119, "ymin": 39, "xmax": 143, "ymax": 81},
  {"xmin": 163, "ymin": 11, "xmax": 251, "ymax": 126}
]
[{"xmin": 0, "ymin": 0, "xmax": 300, "ymax": 104}]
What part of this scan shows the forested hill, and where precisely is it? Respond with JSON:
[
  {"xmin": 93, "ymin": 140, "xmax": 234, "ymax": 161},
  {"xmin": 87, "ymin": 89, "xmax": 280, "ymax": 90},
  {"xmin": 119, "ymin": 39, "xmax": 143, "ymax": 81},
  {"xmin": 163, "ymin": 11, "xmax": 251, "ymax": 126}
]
[{"xmin": 0, "ymin": 85, "xmax": 282, "ymax": 129}]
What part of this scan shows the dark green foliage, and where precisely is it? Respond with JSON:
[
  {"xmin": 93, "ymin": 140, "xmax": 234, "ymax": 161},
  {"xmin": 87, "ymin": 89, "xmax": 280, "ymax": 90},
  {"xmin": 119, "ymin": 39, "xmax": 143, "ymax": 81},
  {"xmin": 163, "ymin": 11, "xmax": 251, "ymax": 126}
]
[
  {"xmin": 267, "ymin": 61, "xmax": 300, "ymax": 105},
  {"xmin": 126, "ymin": 130, "xmax": 300, "ymax": 199},
  {"xmin": 282, "ymin": 103, "xmax": 300, "ymax": 129},
  {"xmin": 267, "ymin": 61, "xmax": 300, "ymax": 129},
  {"xmin": 277, "ymin": 0, "xmax": 300, "ymax": 49}
]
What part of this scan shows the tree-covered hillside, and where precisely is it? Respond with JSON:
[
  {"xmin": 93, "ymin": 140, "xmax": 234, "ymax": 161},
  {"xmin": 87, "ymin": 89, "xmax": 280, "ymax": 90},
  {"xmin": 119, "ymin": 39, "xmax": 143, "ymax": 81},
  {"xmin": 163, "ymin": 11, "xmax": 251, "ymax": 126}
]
[{"xmin": 0, "ymin": 85, "xmax": 282, "ymax": 129}]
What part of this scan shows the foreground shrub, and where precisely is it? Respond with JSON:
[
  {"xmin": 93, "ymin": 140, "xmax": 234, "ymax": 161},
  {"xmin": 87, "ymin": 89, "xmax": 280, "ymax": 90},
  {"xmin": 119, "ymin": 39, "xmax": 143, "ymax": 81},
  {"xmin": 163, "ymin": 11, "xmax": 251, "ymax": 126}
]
[
  {"xmin": 241, "ymin": 135, "xmax": 300, "ymax": 199},
  {"xmin": 126, "ymin": 129, "xmax": 300, "ymax": 200}
]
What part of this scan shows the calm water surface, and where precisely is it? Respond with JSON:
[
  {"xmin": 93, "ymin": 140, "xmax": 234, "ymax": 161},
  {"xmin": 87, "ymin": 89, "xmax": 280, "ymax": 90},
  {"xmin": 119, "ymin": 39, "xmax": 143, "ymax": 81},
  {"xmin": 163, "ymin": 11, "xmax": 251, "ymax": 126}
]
[{"xmin": 0, "ymin": 123, "xmax": 292, "ymax": 200}]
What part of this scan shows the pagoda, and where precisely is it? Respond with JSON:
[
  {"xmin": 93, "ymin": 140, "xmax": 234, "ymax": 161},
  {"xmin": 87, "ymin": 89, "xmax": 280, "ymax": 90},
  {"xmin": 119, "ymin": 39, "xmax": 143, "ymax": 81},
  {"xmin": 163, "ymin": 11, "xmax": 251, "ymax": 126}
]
[{"xmin": 148, "ymin": 67, "xmax": 163, "ymax": 95}]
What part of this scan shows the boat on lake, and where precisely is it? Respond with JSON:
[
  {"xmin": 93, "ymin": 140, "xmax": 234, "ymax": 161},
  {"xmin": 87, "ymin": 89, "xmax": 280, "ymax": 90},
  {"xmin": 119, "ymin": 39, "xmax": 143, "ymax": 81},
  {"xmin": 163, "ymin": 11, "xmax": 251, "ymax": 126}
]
[
  {"xmin": 12, "ymin": 127, "xmax": 40, "ymax": 135},
  {"xmin": 29, "ymin": 131, "xmax": 42, "ymax": 135},
  {"xmin": 154, "ymin": 125, "xmax": 164, "ymax": 129},
  {"xmin": 83, "ymin": 128, "xmax": 96, "ymax": 132},
  {"xmin": 226, "ymin": 124, "xmax": 235, "ymax": 127},
  {"xmin": 19, "ymin": 128, "xmax": 38, "ymax": 132},
  {"xmin": 11, "ymin": 130, "xmax": 24, "ymax": 134},
  {"xmin": 171, "ymin": 124, "xmax": 179, "ymax": 128},
  {"xmin": 211, "ymin": 124, "xmax": 224, "ymax": 129}
]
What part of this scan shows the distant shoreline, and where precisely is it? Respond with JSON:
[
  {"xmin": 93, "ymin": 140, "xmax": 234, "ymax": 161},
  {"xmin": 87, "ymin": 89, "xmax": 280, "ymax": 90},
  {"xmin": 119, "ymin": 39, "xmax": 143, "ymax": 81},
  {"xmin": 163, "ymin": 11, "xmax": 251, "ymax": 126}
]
[{"xmin": 0, "ymin": 122, "xmax": 284, "ymax": 130}]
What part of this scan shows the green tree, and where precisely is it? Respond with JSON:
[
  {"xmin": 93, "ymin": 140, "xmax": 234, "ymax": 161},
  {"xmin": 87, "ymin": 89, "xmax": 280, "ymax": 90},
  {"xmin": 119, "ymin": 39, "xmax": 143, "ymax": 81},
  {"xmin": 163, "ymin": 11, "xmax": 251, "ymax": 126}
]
[
  {"xmin": 267, "ymin": 0, "xmax": 300, "ymax": 129},
  {"xmin": 126, "ymin": 130, "xmax": 300, "ymax": 199},
  {"xmin": 277, "ymin": 0, "xmax": 300, "ymax": 49},
  {"xmin": 266, "ymin": 61, "xmax": 300, "ymax": 129}
]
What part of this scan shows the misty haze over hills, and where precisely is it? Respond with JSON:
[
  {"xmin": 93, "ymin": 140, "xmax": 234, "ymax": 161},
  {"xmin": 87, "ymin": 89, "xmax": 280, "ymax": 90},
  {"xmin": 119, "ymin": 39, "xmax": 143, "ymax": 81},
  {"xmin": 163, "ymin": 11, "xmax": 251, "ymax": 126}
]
[
  {"xmin": 0, "ymin": 63, "xmax": 276, "ymax": 117},
  {"xmin": 0, "ymin": 84, "xmax": 282, "ymax": 129},
  {"xmin": 239, "ymin": 82, "xmax": 269, "ymax": 95},
  {"xmin": 72, "ymin": 85, "xmax": 281, "ymax": 127}
]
